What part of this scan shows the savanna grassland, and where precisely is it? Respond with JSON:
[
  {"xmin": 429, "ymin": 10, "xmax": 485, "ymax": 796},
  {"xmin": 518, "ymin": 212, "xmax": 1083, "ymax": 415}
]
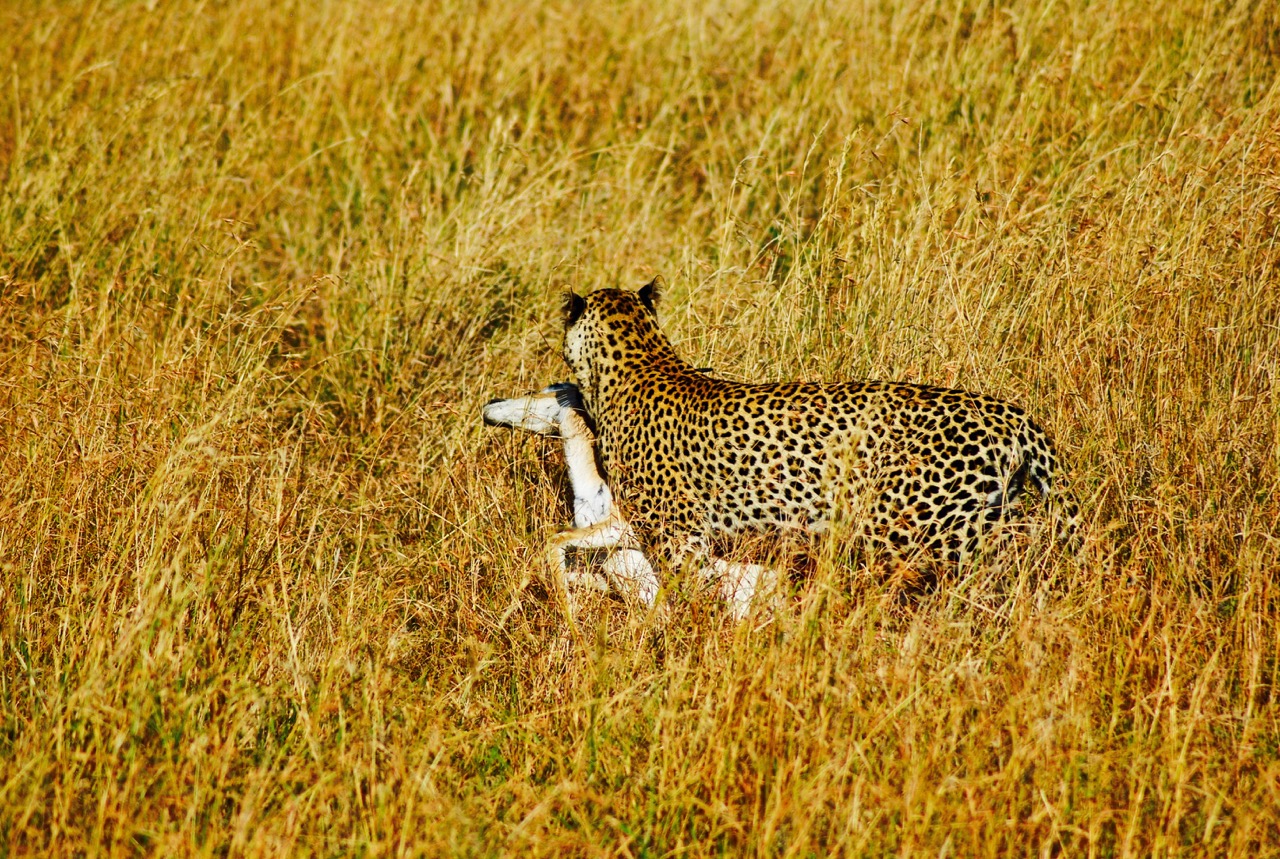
[{"xmin": 2, "ymin": 0, "xmax": 1279, "ymax": 854}]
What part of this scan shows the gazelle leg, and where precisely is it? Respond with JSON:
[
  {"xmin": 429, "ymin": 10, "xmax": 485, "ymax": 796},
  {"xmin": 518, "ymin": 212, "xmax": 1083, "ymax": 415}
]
[
  {"xmin": 544, "ymin": 515, "xmax": 640, "ymax": 629},
  {"xmin": 708, "ymin": 559, "xmax": 781, "ymax": 621},
  {"xmin": 601, "ymin": 540, "xmax": 661, "ymax": 608},
  {"xmin": 675, "ymin": 538, "xmax": 781, "ymax": 621}
]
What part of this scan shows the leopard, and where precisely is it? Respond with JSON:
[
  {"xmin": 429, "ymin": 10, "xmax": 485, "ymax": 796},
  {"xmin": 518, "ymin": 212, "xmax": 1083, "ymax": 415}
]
[{"xmin": 551, "ymin": 278, "xmax": 1079, "ymax": 594}]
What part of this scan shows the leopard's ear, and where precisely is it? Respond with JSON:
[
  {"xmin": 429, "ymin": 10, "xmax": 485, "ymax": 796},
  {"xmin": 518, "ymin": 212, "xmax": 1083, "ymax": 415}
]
[
  {"xmin": 638, "ymin": 276, "xmax": 661, "ymax": 315},
  {"xmin": 564, "ymin": 291, "xmax": 586, "ymax": 326}
]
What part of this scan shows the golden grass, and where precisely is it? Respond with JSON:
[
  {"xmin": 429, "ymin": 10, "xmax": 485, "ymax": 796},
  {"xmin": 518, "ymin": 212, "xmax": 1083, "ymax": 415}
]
[{"xmin": 2, "ymin": 0, "xmax": 1279, "ymax": 854}]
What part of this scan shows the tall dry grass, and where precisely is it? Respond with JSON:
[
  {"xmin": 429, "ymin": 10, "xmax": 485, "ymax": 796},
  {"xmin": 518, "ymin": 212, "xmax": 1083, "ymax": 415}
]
[{"xmin": 1, "ymin": 0, "xmax": 1278, "ymax": 854}]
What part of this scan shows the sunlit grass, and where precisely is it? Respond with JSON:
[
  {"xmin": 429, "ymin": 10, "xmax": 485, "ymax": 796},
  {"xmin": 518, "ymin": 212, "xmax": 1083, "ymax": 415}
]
[{"xmin": 1, "ymin": 0, "xmax": 1278, "ymax": 854}]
